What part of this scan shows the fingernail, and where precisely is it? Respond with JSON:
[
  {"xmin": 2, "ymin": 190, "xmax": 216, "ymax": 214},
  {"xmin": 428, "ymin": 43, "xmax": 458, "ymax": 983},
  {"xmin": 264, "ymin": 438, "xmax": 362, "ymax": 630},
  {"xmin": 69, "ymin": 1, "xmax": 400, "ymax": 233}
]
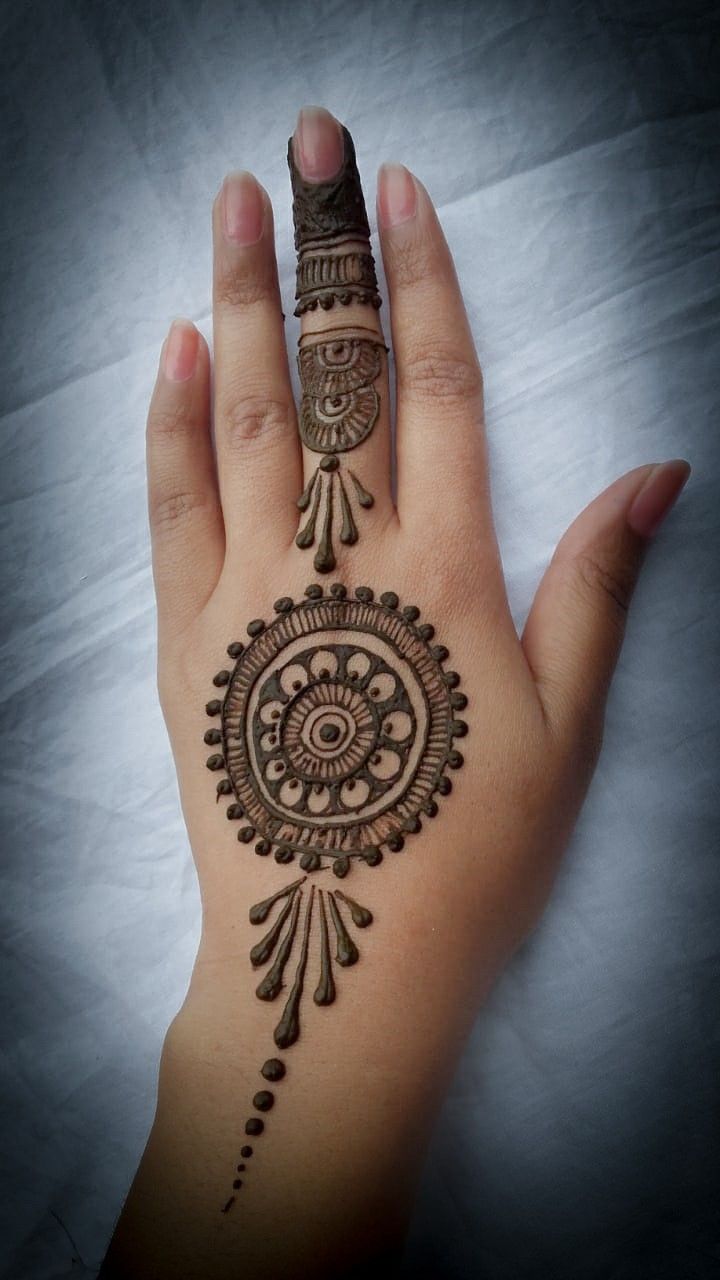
[
  {"xmin": 222, "ymin": 170, "xmax": 264, "ymax": 245},
  {"xmin": 377, "ymin": 163, "xmax": 417, "ymax": 229},
  {"xmin": 163, "ymin": 319, "xmax": 199, "ymax": 382},
  {"xmin": 627, "ymin": 459, "xmax": 691, "ymax": 538},
  {"xmin": 294, "ymin": 106, "xmax": 344, "ymax": 181}
]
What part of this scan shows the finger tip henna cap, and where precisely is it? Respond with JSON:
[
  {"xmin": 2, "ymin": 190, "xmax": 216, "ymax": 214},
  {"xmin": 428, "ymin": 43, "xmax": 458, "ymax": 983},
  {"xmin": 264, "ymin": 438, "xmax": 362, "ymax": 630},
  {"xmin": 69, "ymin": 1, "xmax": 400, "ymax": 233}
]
[{"xmin": 287, "ymin": 118, "xmax": 371, "ymax": 252}]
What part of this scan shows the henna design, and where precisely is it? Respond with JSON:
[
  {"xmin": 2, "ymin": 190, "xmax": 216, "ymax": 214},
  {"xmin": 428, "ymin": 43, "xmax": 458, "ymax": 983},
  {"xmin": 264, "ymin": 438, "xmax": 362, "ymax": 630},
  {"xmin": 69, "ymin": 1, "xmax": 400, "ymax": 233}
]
[
  {"xmin": 295, "ymin": 249, "xmax": 381, "ymax": 316},
  {"xmin": 207, "ymin": 585, "xmax": 466, "ymax": 869},
  {"xmin": 287, "ymin": 123, "xmax": 381, "ymax": 316},
  {"xmin": 298, "ymin": 335, "xmax": 383, "ymax": 450},
  {"xmin": 295, "ymin": 332, "xmax": 386, "ymax": 571},
  {"xmin": 288, "ymin": 121, "xmax": 386, "ymax": 567},
  {"xmin": 205, "ymin": 585, "xmax": 467, "ymax": 1212}
]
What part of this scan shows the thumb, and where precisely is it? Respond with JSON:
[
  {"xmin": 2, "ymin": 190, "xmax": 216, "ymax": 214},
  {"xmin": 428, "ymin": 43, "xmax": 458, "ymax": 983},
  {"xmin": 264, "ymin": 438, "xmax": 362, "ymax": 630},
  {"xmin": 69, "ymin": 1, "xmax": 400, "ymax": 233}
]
[{"xmin": 522, "ymin": 459, "xmax": 691, "ymax": 748}]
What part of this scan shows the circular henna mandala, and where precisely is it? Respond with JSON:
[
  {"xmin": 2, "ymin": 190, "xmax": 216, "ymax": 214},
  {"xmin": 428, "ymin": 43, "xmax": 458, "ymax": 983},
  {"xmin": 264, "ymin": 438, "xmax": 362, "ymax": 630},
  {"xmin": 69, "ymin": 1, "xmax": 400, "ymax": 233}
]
[{"xmin": 205, "ymin": 586, "xmax": 467, "ymax": 874}]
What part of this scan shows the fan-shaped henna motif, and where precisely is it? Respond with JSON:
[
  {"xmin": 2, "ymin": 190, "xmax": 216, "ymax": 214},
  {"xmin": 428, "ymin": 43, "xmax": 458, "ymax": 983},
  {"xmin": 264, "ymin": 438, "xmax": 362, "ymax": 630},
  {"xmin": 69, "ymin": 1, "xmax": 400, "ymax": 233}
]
[
  {"xmin": 297, "ymin": 337, "xmax": 383, "ymax": 400},
  {"xmin": 295, "ymin": 333, "xmax": 386, "ymax": 572}
]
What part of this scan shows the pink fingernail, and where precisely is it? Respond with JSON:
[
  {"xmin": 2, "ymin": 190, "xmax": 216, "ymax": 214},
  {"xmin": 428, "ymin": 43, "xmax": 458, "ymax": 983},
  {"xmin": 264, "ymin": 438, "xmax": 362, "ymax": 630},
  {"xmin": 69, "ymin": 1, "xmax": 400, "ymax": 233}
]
[
  {"xmin": 294, "ymin": 106, "xmax": 344, "ymax": 181},
  {"xmin": 626, "ymin": 459, "xmax": 691, "ymax": 538},
  {"xmin": 163, "ymin": 319, "xmax": 199, "ymax": 382},
  {"xmin": 377, "ymin": 163, "xmax": 417, "ymax": 229},
  {"xmin": 222, "ymin": 170, "xmax": 264, "ymax": 245}
]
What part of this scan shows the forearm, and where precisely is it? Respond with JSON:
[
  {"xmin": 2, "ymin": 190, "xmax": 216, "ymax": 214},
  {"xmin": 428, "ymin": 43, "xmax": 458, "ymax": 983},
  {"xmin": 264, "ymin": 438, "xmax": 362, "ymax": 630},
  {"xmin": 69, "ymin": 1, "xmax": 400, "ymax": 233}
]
[{"xmin": 100, "ymin": 852, "xmax": 529, "ymax": 1280}]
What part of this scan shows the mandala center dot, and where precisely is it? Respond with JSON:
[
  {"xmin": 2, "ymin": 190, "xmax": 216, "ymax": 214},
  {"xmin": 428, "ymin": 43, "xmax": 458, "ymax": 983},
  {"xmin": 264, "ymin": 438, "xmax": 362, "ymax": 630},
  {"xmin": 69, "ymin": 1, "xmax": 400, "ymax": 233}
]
[
  {"xmin": 276, "ymin": 681, "xmax": 379, "ymax": 784},
  {"xmin": 319, "ymin": 723, "xmax": 341, "ymax": 743}
]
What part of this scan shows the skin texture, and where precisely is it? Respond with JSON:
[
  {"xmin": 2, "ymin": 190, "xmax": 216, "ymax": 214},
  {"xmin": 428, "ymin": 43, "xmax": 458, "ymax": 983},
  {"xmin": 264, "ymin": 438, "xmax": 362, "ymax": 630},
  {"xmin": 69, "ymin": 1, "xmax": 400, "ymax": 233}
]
[{"xmin": 100, "ymin": 107, "xmax": 690, "ymax": 1279}]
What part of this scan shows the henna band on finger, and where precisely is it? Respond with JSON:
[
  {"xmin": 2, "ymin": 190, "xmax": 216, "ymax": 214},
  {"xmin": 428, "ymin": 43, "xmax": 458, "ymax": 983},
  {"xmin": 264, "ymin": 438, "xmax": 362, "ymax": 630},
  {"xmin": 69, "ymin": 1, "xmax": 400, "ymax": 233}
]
[
  {"xmin": 294, "ymin": 249, "xmax": 381, "ymax": 315},
  {"xmin": 295, "ymin": 331, "xmax": 388, "ymax": 572},
  {"xmin": 288, "ymin": 124, "xmax": 386, "ymax": 568},
  {"xmin": 287, "ymin": 124, "xmax": 382, "ymax": 316}
]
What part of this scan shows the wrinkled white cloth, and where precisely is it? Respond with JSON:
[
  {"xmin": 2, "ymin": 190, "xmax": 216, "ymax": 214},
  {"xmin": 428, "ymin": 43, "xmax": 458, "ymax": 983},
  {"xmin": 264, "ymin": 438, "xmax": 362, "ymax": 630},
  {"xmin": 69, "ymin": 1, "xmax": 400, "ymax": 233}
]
[{"xmin": 1, "ymin": 2, "xmax": 718, "ymax": 1277}]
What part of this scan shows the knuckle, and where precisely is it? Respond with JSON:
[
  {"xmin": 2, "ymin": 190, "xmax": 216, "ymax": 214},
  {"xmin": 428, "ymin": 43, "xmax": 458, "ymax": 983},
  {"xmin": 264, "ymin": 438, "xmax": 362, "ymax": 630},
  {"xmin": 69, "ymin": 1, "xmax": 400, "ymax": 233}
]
[
  {"xmin": 218, "ymin": 393, "xmax": 292, "ymax": 449},
  {"xmin": 214, "ymin": 261, "xmax": 276, "ymax": 310},
  {"xmin": 149, "ymin": 489, "xmax": 210, "ymax": 534},
  {"xmin": 573, "ymin": 551, "xmax": 634, "ymax": 618},
  {"xmin": 147, "ymin": 402, "xmax": 194, "ymax": 439},
  {"xmin": 388, "ymin": 234, "xmax": 437, "ymax": 289},
  {"xmin": 400, "ymin": 344, "xmax": 483, "ymax": 406}
]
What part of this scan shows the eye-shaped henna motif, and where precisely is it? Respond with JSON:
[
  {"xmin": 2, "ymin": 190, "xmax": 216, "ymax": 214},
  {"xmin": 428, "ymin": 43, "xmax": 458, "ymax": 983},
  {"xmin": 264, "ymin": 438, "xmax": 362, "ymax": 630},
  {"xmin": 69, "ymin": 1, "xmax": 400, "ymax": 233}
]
[
  {"xmin": 298, "ymin": 334, "xmax": 383, "ymax": 418},
  {"xmin": 205, "ymin": 585, "xmax": 467, "ymax": 1212}
]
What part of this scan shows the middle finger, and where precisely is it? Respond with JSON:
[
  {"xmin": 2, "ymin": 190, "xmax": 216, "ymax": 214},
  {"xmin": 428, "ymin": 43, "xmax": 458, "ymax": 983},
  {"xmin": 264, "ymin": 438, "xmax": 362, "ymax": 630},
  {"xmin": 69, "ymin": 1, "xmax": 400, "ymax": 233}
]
[{"xmin": 287, "ymin": 108, "xmax": 395, "ymax": 577}]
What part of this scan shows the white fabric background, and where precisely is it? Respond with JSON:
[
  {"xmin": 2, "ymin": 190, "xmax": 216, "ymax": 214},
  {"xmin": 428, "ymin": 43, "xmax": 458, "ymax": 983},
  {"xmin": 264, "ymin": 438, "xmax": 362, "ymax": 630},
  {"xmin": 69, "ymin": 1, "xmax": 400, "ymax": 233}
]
[{"xmin": 1, "ymin": 1, "xmax": 718, "ymax": 1276}]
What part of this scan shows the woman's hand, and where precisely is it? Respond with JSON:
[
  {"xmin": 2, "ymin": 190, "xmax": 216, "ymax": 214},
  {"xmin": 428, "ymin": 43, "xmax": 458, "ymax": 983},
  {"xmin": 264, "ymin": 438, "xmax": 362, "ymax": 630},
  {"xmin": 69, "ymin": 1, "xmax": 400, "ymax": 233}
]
[{"xmin": 103, "ymin": 107, "xmax": 690, "ymax": 1280}]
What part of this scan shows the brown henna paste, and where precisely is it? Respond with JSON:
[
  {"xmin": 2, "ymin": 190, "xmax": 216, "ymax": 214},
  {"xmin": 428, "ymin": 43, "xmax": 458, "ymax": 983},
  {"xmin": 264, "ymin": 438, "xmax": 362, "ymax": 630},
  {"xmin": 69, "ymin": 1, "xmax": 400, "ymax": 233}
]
[{"xmin": 207, "ymin": 585, "xmax": 467, "ymax": 1211}]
